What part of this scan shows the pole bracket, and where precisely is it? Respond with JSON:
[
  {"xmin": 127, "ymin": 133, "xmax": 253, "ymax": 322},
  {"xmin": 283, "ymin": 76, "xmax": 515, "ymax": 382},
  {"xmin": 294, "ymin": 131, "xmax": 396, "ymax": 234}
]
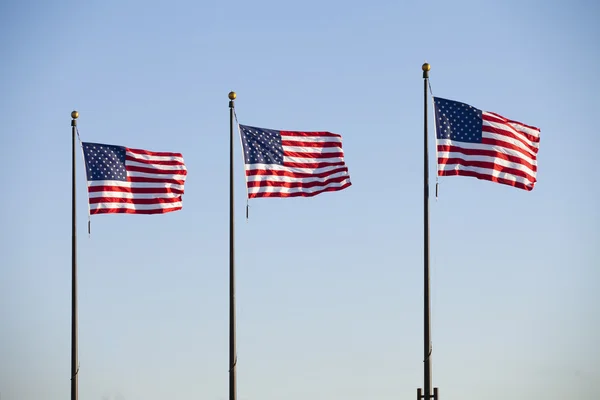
[{"xmin": 417, "ymin": 387, "xmax": 439, "ymax": 400}]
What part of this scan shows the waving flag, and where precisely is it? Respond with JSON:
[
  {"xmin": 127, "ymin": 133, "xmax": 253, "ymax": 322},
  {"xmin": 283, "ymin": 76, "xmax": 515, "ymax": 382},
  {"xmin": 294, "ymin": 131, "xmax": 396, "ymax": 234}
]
[
  {"xmin": 81, "ymin": 142, "xmax": 187, "ymax": 214},
  {"xmin": 238, "ymin": 124, "xmax": 351, "ymax": 198},
  {"xmin": 433, "ymin": 97, "xmax": 540, "ymax": 191}
]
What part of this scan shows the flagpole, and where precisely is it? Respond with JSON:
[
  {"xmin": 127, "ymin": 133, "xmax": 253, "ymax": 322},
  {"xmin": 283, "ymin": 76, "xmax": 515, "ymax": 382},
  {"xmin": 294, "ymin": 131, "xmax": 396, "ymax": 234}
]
[
  {"xmin": 423, "ymin": 62, "xmax": 432, "ymax": 400},
  {"xmin": 417, "ymin": 63, "xmax": 439, "ymax": 400},
  {"xmin": 228, "ymin": 91, "xmax": 237, "ymax": 400},
  {"xmin": 70, "ymin": 110, "xmax": 79, "ymax": 400}
]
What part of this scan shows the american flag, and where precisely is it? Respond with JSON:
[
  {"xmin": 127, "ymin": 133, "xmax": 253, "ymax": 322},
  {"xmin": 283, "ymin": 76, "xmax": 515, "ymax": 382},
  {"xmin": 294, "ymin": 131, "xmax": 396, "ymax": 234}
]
[
  {"xmin": 81, "ymin": 142, "xmax": 187, "ymax": 214},
  {"xmin": 238, "ymin": 124, "xmax": 352, "ymax": 198},
  {"xmin": 433, "ymin": 97, "xmax": 540, "ymax": 191}
]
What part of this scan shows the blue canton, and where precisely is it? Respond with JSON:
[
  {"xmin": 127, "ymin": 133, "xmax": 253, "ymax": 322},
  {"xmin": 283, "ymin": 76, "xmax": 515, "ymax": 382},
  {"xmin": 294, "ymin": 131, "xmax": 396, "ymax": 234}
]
[
  {"xmin": 82, "ymin": 142, "xmax": 127, "ymax": 181},
  {"xmin": 239, "ymin": 125, "xmax": 284, "ymax": 165},
  {"xmin": 433, "ymin": 97, "xmax": 483, "ymax": 143}
]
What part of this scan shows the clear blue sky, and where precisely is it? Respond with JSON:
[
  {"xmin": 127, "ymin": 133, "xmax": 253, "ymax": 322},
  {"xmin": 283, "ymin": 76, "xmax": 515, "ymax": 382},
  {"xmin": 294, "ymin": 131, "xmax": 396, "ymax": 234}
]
[{"xmin": 1, "ymin": 1, "xmax": 598, "ymax": 399}]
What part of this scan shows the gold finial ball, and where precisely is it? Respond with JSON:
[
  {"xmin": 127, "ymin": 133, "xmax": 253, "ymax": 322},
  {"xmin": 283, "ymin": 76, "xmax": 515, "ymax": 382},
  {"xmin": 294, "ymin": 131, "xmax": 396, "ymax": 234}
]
[
  {"xmin": 71, "ymin": 110, "xmax": 79, "ymax": 119},
  {"xmin": 422, "ymin": 63, "xmax": 431, "ymax": 72},
  {"xmin": 228, "ymin": 91, "xmax": 237, "ymax": 100}
]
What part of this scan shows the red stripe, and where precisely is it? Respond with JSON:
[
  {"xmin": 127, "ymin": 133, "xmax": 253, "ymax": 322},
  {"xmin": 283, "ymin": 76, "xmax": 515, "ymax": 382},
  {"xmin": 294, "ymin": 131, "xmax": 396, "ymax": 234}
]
[
  {"xmin": 246, "ymin": 166, "xmax": 348, "ymax": 179},
  {"xmin": 437, "ymin": 144, "xmax": 537, "ymax": 172},
  {"xmin": 438, "ymin": 157, "xmax": 536, "ymax": 183},
  {"xmin": 438, "ymin": 169, "xmax": 534, "ymax": 191},
  {"xmin": 482, "ymin": 125, "xmax": 539, "ymax": 154},
  {"xmin": 127, "ymin": 176, "xmax": 185, "ymax": 185},
  {"xmin": 126, "ymin": 147, "xmax": 183, "ymax": 158},
  {"xmin": 281, "ymin": 140, "xmax": 341, "ymax": 148},
  {"xmin": 126, "ymin": 155, "xmax": 185, "ymax": 166},
  {"xmin": 90, "ymin": 206, "xmax": 182, "ymax": 215},
  {"xmin": 280, "ymin": 130, "xmax": 341, "ymax": 138},
  {"xmin": 480, "ymin": 137, "xmax": 537, "ymax": 159},
  {"xmin": 249, "ymin": 182, "xmax": 352, "ymax": 198},
  {"xmin": 282, "ymin": 161, "xmax": 346, "ymax": 169},
  {"xmin": 483, "ymin": 120, "xmax": 540, "ymax": 144},
  {"xmin": 88, "ymin": 185, "xmax": 184, "ymax": 195},
  {"xmin": 247, "ymin": 175, "xmax": 350, "ymax": 189},
  {"xmin": 89, "ymin": 196, "xmax": 182, "ymax": 205},
  {"xmin": 127, "ymin": 165, "xmax": 188, "ymax": 175},
  {"xmin": 483, "ymin": 112, "xmax": 541, "ymax": 133},
  {"xmin": 283, "ymin": 151, "xmax": 344, "ymax": 159}
]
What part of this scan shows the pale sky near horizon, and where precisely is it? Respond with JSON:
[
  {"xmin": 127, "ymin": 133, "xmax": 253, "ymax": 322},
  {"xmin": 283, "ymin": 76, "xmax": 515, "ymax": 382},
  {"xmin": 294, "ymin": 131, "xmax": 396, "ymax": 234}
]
[{"xmin": 1, "ymin": 1, "xmax": 598, "ymax": 399}]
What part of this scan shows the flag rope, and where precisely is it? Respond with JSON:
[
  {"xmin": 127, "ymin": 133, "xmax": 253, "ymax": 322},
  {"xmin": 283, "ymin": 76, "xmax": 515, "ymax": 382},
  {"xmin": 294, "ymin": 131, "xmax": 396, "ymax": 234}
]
[
  {"xmin": 75, "ymin": 127, "xmax": 92, "ymax": 236},
  {"xmin": 427, "ymin": 80, "xmax": 440, "ymax": 200},
  {"xmin": 233, "ymin": 110, "xmax": 250, "ymax": 222}
]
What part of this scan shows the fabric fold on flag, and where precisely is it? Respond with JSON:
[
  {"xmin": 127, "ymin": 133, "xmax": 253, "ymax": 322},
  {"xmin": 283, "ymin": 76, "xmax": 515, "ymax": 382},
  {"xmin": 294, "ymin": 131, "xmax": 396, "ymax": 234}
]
[
  {"xmin": 238, "ymin": 124, "xmax": 352, "ymax": 198},
  {"xmin": 433, "ymin": 97, "xmax": 540, "ymax": 191},
  {"xmin": 81, "ymin": 142, "xmax": 187, "ymax": 214}
]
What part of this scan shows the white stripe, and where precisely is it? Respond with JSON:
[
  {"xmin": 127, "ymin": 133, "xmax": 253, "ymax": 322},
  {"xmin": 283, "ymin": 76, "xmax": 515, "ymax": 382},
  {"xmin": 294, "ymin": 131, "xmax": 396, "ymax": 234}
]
[
  {"xmin": 246, "ymin": 170, "xmax": 350, "ymax": 183},
  {"xmin": 127, "ymin": 171, "xmax": 187, "ymax": 181},
  {"xmin": 87, "ymin": 180, "xmax": 185, "ymax": 191},
  {"xmin": 88, "ymin": 192, "xmax": 182, "ymax": 199},
  {"xmin": 89, "ymin": 202, "xmax": 183, "ymax": 211},
  {"xmin": 127, "ymin": 160, "xmax": 188, "ymax": 171},
  {"xmin": 243, "ymin": 163, "xmax": 347, "ymax": 175},
  {"xmin": 247, "ymin": 179, "xmax": 351, "ymax": 194},
  {"xmin": 483, "ymin": 119, "xmax": 540, "ymax": 150},
  {"xmin": 511, "ymin": 123, "xmax": 540, "ymax": 138},
  {"xmin": 437, "ymin": 151, "xmax": 537, "ymax": 179},
  {"xmin": 436, "ymin": 139, "xmax": 537, "ymax": 167},
  {"xmin": 126, "ymin": 150, "xmax": 185, "ymax": 163},
  {"xmin": 438, "ymin": 164, "xmax": 535, "ymax": 187},
  {"xmin": 483, "ymin": 112, "xmax": 541, "ymax": 138},
  {"xmin": 281, "ymin": 145, "xmax": 342, "ymax": 154},
  {"xmin": 280, "ymin": 135, "xmax": 342, "ymax": 143},
  {"xmin": 283, "ymin": 155, "xmax": 346, "ymax": 164},
  {"xmin": 483, "ymin": 121, "xmax": 539, "ymax": 155}
]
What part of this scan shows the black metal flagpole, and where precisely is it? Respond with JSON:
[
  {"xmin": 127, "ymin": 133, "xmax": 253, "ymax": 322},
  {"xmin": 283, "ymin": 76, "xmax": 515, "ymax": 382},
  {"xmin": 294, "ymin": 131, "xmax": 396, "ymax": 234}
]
[
  {"xmin": 71, "ymin": 110, "xmax": 79, "ymax": 400},
  {"xmin": 417, "ymin": 63, "xmax": 439, "ymax": 400},
  {"xmin": 228, "ymin": 91, "xmax": 237, "ymax": 400}
]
